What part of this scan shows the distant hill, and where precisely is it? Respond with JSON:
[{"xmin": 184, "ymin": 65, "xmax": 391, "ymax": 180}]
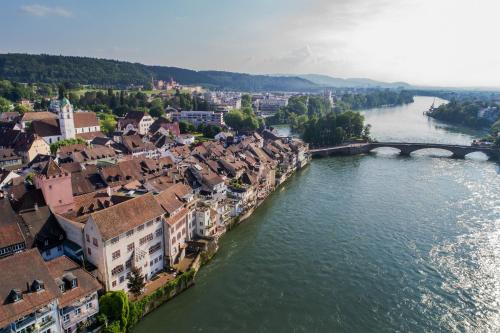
[
  {"xmin": 296, "ymin": 74, "xmax": 411, "ymax": 89},
  {"xmin": 0, "ymin": 53, "xmax": 318, "ymax": 92}
]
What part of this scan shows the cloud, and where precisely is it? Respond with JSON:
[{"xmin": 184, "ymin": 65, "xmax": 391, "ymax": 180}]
[{"xmin": 20, "ymin": 4, "xmax": 72, "ymax": 17}]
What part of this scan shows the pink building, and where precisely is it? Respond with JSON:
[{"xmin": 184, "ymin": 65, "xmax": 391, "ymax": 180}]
[{"xmin": 35, "ymin": 158, "xmax": 75, "ymax": 214}]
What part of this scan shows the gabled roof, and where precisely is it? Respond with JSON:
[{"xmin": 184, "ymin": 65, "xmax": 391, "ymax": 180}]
[
  {"xmin": 155, "ymin": 183, "xmax": 192, "ymax": 219},
  {"xmin": 31, "ymin": 118, "xmax": 61, "ymax": 137},
  {"xmin": 89, "ymin": 193, "xmax": 164, "ymax": 241},
  {"xmin": 19, "ymin": 206, "xmax": 65, "ymax": 251},
  {"xmin": 46, "ymin": 256, "xmax": 101, "ymax": 307},
  {"xmin": 74, "ymin": 112, "xmax": 99, "ymax": 128},
  {"xmin": 0, "ymin": 249, "xmax": 61, "ymax": 328},
  {"xmin": 40, "ymin": 158, "xmax": 63, "ymax": 177},
  {"xmin": 20, "ymin": 112, "xmax": 57, "ymax": 122},
  {"xmin": 0, "ymin": 197, "xmax": 25, "ymax": 250}
]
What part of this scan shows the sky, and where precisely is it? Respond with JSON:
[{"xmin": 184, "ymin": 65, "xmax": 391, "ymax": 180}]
[{"xmin": 1, "ymin": 0, "xmax": 500, "ymax": 87}]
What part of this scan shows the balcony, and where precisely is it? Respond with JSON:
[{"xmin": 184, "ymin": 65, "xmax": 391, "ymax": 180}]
[
  {"xmin": 38, "ymin": 317, "xmax": 56, "ymax": 331},
  {"xmin": 14, "ymin": 315, "xmax": 36, "ymax": 331},
  {"xmin": 62, "ymin": 307, "xmax": 98, "ymax": 329}
]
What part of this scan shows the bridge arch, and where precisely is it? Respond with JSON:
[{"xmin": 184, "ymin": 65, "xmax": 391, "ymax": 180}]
[{"xmin": 463, "ymin": 151, "xmax": 491, "ymax": 160}]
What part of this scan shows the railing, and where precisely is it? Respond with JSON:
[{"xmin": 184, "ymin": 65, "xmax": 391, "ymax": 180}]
[
  {"xmin": 14, "ymin": 315, "xmax": 36, "ymax": 330},
  {"xmin": 38, "ymin": 317, "xmax": 55, "ymax": 331},
  {"xmin": 62, "ymin": 307, "xmax": 98, "ymax": 329}
]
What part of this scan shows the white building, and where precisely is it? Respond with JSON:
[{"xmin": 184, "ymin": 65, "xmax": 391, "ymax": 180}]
[
  {"xmin": 46, "ymin": 257, "xmax": 101, "ymax": 333},
  {"xmin": 31, "ymin": 99, "xmax": 101, "ymax": 144},
  {"xmin": 82, "ymin": 194, "xmax": 165, "ymax": 291},
  {"xmin": 154, "ymin": 184, "xmax": 196, "ymax": 266},
  {"xmin": 117, "ymin": 112, "xmax": 154, "ymax": 135},
  {"xmin": 195, "ymin": 206, "xmax": 218, "ymax": 238},
  {"xmin": 171, "ymin": 111, "xmax": 224, "ymax": 127},
  {"xmin": 175, "ymin": 134, "xmax": 195, "ymax": 146},
  {"xmin": 58, "ymin": 98, "xmax": 76, "ymax": 140}
]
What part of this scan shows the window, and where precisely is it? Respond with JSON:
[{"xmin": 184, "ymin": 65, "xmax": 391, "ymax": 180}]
[
  {"xmin": 150, "ymin": 260, "xmax": 154, "ymax": 267},
  {"xmin": 127, "ymin": 243, "xmax": 134, "ymax": 252},
  {"xmin": 155, "ymin": 229, "xmax": 162, "ymax": 237},
  {"xmin": 111, "ymin": 237, "xmax": 119, "ymax": 244},
  {"xmin": 139, "ymin": 233, "xmax": 153, "ymax": 245},
  {"xmin": 75, "ymin": 308, "xmax": 81, "ymax": 315},
  {"xmin": 149, "ymin": 242, "xmax": 161, "ymax": 254},
  {"xmin": 63, "ymin": 314, "xmax": 69, "ymax": 322},
  {"xmin": 92, "ymin": 238, "xmax": 98, "ymax": 247},
  {"xmin": 86, "ymin": 302, "xmax": 93, "ymax": 309},
  {"xmin": 126, "ymin": 230, "xmax": 134, "ymax": 237},
  {"xmin": 111, "ymin": 265, "xmax": 124, "ymax": 276},
  {"xmin": 125, "ymin": 259, "xmax": 132, "ymax": 269},
  {"xmin": 146, "ymin": 221, "xmax": 153, "ymax": 227},
  {"xmin": 87, "ymin": 248, "xmax": 92, "ymax": 255},
  {"xmin": 119, "ymin": 276, "xmax": 125, "ymax": 284},
  {"xmin": 137, "ymin": 225, "xmax": 144, "ymax": 232},
  {"xmin": 112, "ymin": 281, "xmax": 116, "ymax": 287},
  {"xmin": 112, "ymin": 250, "xmax": 121, "ymax": 260},
  {"xmin": 158, "ymin": 255, "xmax": 162, "ymax": 261}
]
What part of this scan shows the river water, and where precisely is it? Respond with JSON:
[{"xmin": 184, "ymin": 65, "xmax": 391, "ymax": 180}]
[{"xmin": 134, "ymin": 97, "xmax": 500, "ymax": 332}]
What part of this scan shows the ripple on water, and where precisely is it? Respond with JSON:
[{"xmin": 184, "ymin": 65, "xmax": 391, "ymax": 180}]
[{"xmin": 427, "ymin": 162, "xmax": 500, "ymax": 332}]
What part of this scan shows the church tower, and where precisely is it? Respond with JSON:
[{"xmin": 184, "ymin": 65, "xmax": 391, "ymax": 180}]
[{"xmin": 58, "ymin": 97, "xmax": 76, "ymax": 140}]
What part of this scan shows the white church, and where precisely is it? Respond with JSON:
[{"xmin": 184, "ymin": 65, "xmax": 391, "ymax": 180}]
[{"xmin": 30, "ymin": 98, "xmax": 102, "ymax": 144}]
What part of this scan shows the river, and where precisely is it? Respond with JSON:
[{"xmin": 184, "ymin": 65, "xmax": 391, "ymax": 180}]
[{"xmin": 134, "ymin": 96, "xmax": 500, "ymax": 332}]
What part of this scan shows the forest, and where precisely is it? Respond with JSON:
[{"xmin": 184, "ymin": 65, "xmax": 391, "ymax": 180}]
[
  {"xmin": 427, "ymin": 100, "xmax": 494, "ymax": 128},
  {"xmin": 0, "ymin": 54, "xmax": 318, "ymax": 92}
]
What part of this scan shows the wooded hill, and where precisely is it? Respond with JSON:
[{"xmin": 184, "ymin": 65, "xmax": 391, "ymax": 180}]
[{"xmin": 0, "ymin": 53, "xmax": 318, "ymax": 92}]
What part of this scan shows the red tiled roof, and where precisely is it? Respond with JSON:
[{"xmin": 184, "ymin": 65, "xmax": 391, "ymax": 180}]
[
  {"xmin": 0, "ymin": 249, "xmax": 61, "ymax": 328},
  {"xmin": 74, "ymin": 112, "xmax": 99, "ymax": 128},
  {"xmin": 90, "ymin": 193, "xmax": 164, "ymax": 241},
  {"xmin": 46, "ymin": 256, "xmax": 101, "ymax": 307}
]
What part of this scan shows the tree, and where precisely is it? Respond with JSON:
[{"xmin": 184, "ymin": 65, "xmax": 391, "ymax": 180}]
[
  {"xmin": 179, "ymin": 121, "xmax": 195, "ymax": 134},
  {"xmin": 241, "ymin": 94, "xmax": 252, "ymax": 108},
  {"xmin": 50, "ymin": 138, "xmax": 87, "ymax": 154},
  {"xmin": 127, "ymin": 267, "xmax": 145, "ymax": 297},
  {"xmin": 202, "ymin": 125, "xmax": 221, "ymax": 138},
  {"xmin": 0, "ymin": 97, "xmax": 13, "ymax": 112},
  {"xmin": 149, "ymin": 106, "xmax": 164, "ymax": 118},
  {"xmin": 58, "ymin": 85, "xmax": 66, "ymax": 99},
  {"xmin": 100, "ymin": 114, "xmax": 117, "ymax": 135},
  {"xmin": 14, "ymin": 104, "xmax": 31, "ymax": 114},
  {"xmin": 224, "ymin": 110, "xmax": 244, "ymax": 130},
  {"xmin": 99, "ymin": 291, "xmax": 130, "ymax": 332}
]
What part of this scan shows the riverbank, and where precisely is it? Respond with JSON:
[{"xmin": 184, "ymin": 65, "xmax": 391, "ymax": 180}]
[{"xmin": 120, "ymin": 153, "xmax": 313, "ymax": 330}]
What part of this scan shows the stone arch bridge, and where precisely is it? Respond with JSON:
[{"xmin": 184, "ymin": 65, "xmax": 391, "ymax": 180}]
[{"xmin": 310, "ymin": 142, "xmax": 499, "ymax": 160}]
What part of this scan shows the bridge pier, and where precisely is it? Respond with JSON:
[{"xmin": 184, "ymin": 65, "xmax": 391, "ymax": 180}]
[
  {"xmin": 398, "ymin": 147, "xmax": 414, "ymax": 156},
  {"xmin": 451, "ymin": 152, "xmax": 466, "ymax": 159}
]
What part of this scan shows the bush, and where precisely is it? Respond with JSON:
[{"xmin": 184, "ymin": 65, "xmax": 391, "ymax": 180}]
[
  {"xmin": 50, "ymin": 138, "xmax": 87, "ymax": 154},
  {"xmin": 99, "ymin": 291, "xmax": 130, "ymax": 333}
]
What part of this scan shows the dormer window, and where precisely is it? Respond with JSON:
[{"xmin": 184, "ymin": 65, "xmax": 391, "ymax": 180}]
[
  {"xmin": 63, "ymin": 273, "xmax": 78, "ymax": 289},
  {"xmin": 31, "ymin": 280, "xmax": 45, "ymax": 292},
  {"xmin": 8, "ymin": 289, "xmax": 22, "ymax": 303},
  {"xmin": 55, "ymin": 278, "xmax": 65, "ymax": 292}
]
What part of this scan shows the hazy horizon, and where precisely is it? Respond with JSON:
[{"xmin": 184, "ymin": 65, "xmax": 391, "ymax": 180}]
[{"xmin": 1, "ymin": 0, "xmax": 499, "ymax": 88}]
